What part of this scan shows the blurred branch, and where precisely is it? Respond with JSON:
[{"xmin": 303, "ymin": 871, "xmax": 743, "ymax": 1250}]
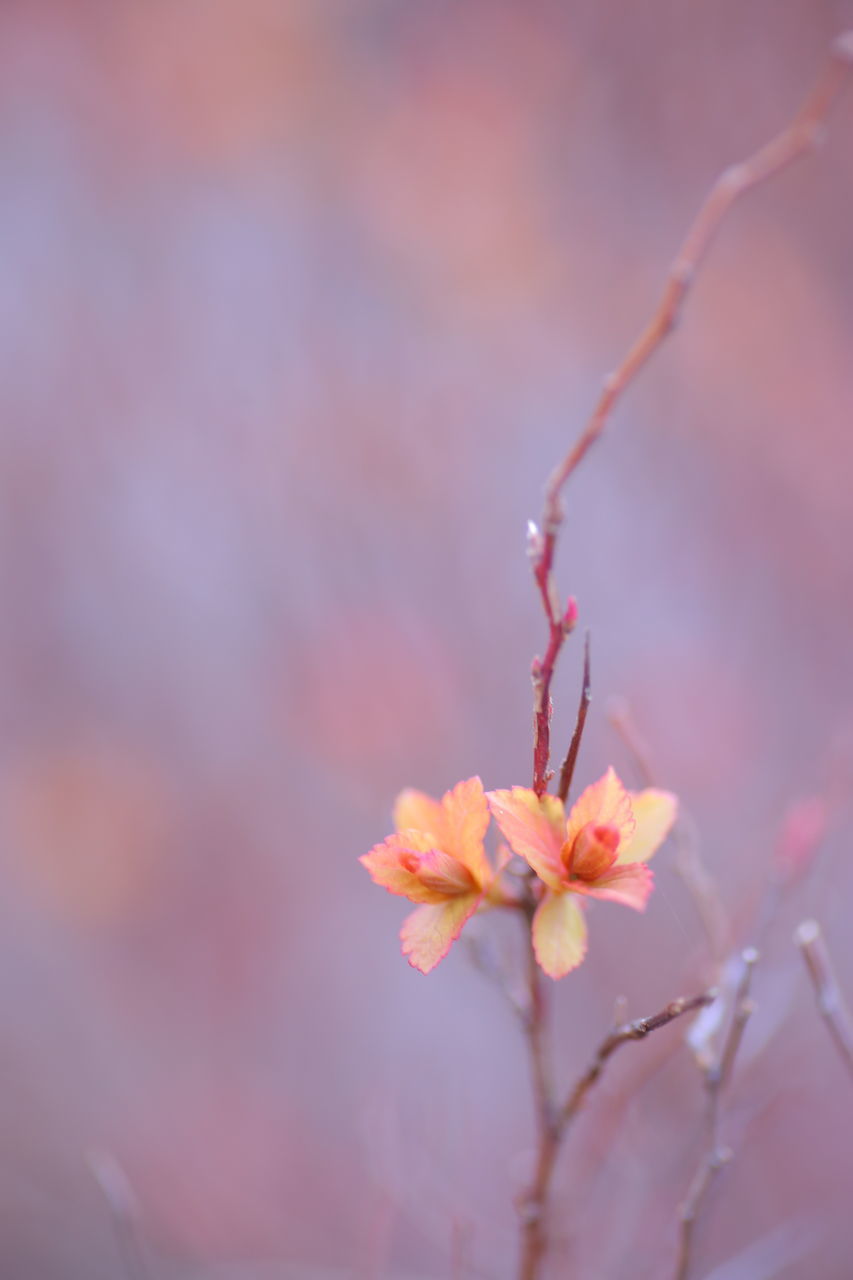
[
  {"xmin": 528, "ymin": 31, "xmax": 853, "ymax": 796},
  {"xmin": 559, "ymin": 990, "xmax": 716, "ymax": 1132},
  {"xmin": 516, "ymin": 899, "xmax": 558, "ymax": 1280},
  {"xmin": 748, "ymin": 796, "xmax": 831, "ymax": 951},
  {"xmin": 517, "ymin": 987, "xmax": 714, "ymax": 1280},
  {"xmin": 466, "ymin": 932, "xmax": 529, "ymax": 1025},
  {"xmin": 608, "ymin": 697, "xmax": 729, "ymax": 967},
  {"xmin": 795, "ymin": 919, "xmax": 853, "ymax": 1083},
  {"xmin": 88, "ymin": 1150, "xmax": 151, "ymax": 1280},
  {"xmin": 675, "ymin": 948, "xmax": 758, "ymax": 1280}
]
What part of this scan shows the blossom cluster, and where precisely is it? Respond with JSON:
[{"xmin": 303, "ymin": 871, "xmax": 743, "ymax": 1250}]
[{"xmin": 361, "ymin": 769, "xmax": 676, "ymax": 978}]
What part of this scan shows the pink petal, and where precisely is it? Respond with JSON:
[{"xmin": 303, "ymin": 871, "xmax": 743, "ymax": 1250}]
[
  {"xmin": 565, "ymin": 768, "xmax": 635, "ymax": 854},
  {"xmin": 572, "ymin": 863, "xmax": 654, "ymax": 911},
  {"xmin": 441, "ymin": 776, "xmax": 491, "ymax": 887},
  {"xmin": 360, "ymin": 832, "xmax": 448, "ymax": 904},
  {"xmin": 487, "ymin": 788, "xmax": 566, "ymax": 891}
]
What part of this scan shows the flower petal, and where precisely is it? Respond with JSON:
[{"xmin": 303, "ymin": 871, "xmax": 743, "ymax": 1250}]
[
  {"xmin": 360, "ymin": 832, "xmax": 448, "ymax": 903},
  {"xmin": 532, "ymin": 891, "xmax": 588, "ymax": 979},
  {"xmin": 572, "ymin": 863, "xmax": 654, "ymax": 911},
  {"xmin": 487, "ymin": 788, "xmax": 565, "ymax": 891},
  {"xmin": 393, "ymin": 789, "xmax": 446, "ymax": 843},
  {"xmin": 565, "ymin": 767, "xmax": 635, "ymax": 853},
  {"xmin": 441, "ymin": 776, "xmax": 491, "ymax": 886},
  {"xmin": 400, "ymin": 893, "xmax": 481, "ymax": 973},
  {"xmin": 617, "ymin": 789, "xmax": 678, "ymax": 864}
]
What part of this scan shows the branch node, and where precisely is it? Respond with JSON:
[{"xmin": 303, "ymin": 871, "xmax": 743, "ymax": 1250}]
[{"xmin": 795, "ymin": 917, "xmax": 853, "ymax": 1081}]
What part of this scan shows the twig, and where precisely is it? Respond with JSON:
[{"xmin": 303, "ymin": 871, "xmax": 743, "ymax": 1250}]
[
  {"xmin": 748, "ymin": 796, "xmax": 831, "ymax": 951},
  {"xmin": 517, "ymin": 987, "xmax": 714, "ymax": 1280},
  {"xmin": 451, "ymin": 1216, "xmax": 474, "ymax": 1280},
  {"xmin": 605, "ymin": 696, "xmax": 656, "ymax": 789},
  {"xmin": 517, "ymin": 901, "xmax": 559, "ymax": 1280},
  {"xmin": 523, "ymin": 906, "xmax": 557, "ymax": 1140},
  {"xmin": 607, "ymin": 698, "xmax": 729, "ymax": 967},
  {"xmin": 675, "ymin": 948, "xmax": 758, "ymax": 1280},
  {"xmin": 795, "ymin": 919, "xmax": 853, "ymax": 1082},
  {"xmin": 527, "ymin": 31, "xmax": 853, "ymax": 799},
  {"xmin": 466, "ymin": 933, "xmax": 529, "ymax": 1025},
  {"xmin": 88, "ymin": 1150, "xmax": 151, "ymax": 1280},
  {"xmin": 530, "ymin": 564, "xmax": 576, "ymax": 796},
  {"xmin": 557, "ymin": 632, "xmax": 591, "ymax": 804},
  {"xmin": 560, "ymin": 991, "xmax": 716, "ymax": 1132}
]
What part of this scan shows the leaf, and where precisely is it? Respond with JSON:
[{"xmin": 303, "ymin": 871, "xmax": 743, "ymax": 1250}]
[
  {"xmin": 487, "ymin": 788, "xmax": 565, "ymax": 891},
  {"xmin": 617, "ymin": 789, "xmax": 677, "ymax": 864},
  {"xmin": 531, "ymin": 891, "xmax": 588, "ymax": 979},
  {"xmin": 400, "ymin": 893, "xmax": 481, "ymax": 973}
]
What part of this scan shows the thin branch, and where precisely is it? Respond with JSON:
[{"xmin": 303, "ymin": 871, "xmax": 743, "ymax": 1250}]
[
  {"xmin": 607, "ymin": 698, "xmax": 729, "ymax": 966},
  {"xmin": 557, "ymin": 632, "xmax": 591, "ymax": 804},
  {"xmin": 528, "ymin": 31, "xmax": 853, "ymax": 797},
  {"xmin": 559, "ymin": 990, "xmax": 716, "ymax": 1132},
  {"xmin": 605, "ymin": 696, "xmax": 656, "ymax": 788},
  {"xmin": 795, "ymin": 919, "xmax": 853, "ymax": 1082},
  {"xmin": 451, "ymin": 1217, "xmax": 474, "ymax": 1280},
  {"xmin": 88, "ymin": 1150, "xmax": 151, "ymax": 1280},
  {"xmin": 523, "ymin": 907, "xmax": 557, "ymax": 1139},
  {"xmin": 517, "ymin": 900, "xmax": 559, "ymax": 1280},
  {"xmin": 675, "ymin": 948, "xmax": 758, "ymax": 1280},
  {"xmin": 465, "ymin": 933, "xmax": 529, "ymax": 1025},
  {"xmin": 517, "ymin": 988, "xmax": 714, "ymax": 1280},
  {"xmin": 749, "ymin": 796, "xmax": 831, "ymax": 951},
  {"xmin": 530, "ymin": 572, "xmax": 577, "ymax": 795}
]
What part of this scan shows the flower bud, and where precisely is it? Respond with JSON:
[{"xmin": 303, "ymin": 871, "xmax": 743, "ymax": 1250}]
[{"xmin": 565, "ymin": 821, "xmax": 620, "ymax": 880}]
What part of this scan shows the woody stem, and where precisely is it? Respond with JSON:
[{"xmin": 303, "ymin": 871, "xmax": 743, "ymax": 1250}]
[{"xmin": 517, "ymin": 897, "xmax": 560, "ymax": 1280}]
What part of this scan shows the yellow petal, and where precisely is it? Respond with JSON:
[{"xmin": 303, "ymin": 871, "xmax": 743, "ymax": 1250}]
[
  {"xmin": 531, "ymin": 891, "xmax": 588, "ymax": 979},
  {"xmin": 440, "ymin": 776, "xmax": 491, "ymax": 887},
  {"xmin": 487, "ymin": 788, "xmax": 565, "ymax": 891},
  {"xmin": 617, "ymin": 789, "xmax": 678, "ymax": 864},
  {"xmin": 400, "ymin": 893, "xmax": 481, "ymax": 973},
  {"xmin": 393, "ymin": 788, "xmax": 446, "ymax": 843},
  {"xmin": 565, "ymin": 768, "xmax": 634, "ymax": 854}
]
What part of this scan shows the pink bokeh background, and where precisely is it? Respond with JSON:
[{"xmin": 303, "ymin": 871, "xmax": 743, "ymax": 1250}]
[{"xmin": 2, "ymin": 3, "xmax": 853, "ymax": 1277}]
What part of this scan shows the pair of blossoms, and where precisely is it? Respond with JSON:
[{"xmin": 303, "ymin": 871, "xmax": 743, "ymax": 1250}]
[{"xmin": 361, "ymin": 770, "xmax": 677, "ymax": 978}]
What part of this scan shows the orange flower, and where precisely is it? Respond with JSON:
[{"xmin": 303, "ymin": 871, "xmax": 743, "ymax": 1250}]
[
  {"xmin": 361, "ymin": 777, "xmax": 492, "ymax": 973},
  {"xmin": 488, "ymin": 768, "xmax": 677, "ymax": 979}
]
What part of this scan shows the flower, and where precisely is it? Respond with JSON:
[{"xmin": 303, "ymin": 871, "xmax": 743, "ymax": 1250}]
[
  {"xmin": 360, "ymin": 777, "xmax": 492, "ymax": 973},
  {"xmin": 487, "ymin": 768, "xmax": 677, "ymax": 979}
]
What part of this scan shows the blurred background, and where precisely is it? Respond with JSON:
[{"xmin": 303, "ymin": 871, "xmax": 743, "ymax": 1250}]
[{"xmin": 2, "ymin": 1, "xmax": 853, "ymax": 1277}]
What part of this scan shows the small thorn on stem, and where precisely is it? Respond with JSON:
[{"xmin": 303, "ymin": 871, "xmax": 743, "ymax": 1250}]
[{"xmin": 562, "ymin": 596, "xmax": 578, "ymax": 633}]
